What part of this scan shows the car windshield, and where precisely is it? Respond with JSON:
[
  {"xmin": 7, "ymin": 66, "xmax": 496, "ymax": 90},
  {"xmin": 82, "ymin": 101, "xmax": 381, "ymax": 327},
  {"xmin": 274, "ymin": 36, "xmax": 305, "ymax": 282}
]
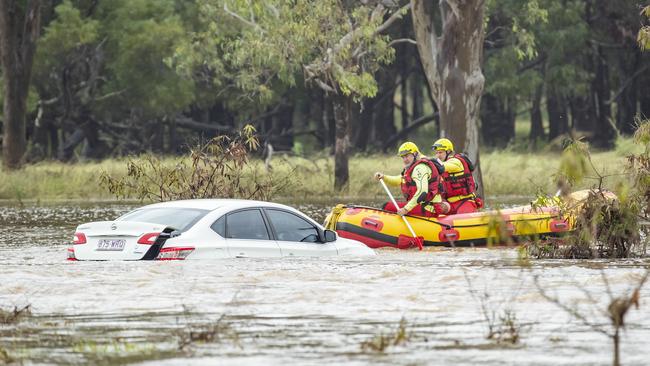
[{"xmin": 117, "ymin": 207, "xmax": 210, "ymax": 232}]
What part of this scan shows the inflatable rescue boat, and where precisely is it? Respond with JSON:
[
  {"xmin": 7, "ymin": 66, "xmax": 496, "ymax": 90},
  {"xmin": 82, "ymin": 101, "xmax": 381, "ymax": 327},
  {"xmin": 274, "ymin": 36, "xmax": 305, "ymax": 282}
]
[{"xmin": 323, "ymin": 190, "xmax": 609, "ymax": 248}]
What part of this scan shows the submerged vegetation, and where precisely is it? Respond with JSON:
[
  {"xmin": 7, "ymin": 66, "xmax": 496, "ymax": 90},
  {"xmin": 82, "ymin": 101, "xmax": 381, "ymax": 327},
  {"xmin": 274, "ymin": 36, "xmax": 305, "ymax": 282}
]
[
  {"xmin": 0, "ymin": 305, "xmax": 31, "ymax": 325},
  {"xmin": 523, "ymin": 119, "xmax": 650, "ymax": 259},
  {"xmin": 360, "ymin": 317, "xmax": 410, "ymax": 353}
]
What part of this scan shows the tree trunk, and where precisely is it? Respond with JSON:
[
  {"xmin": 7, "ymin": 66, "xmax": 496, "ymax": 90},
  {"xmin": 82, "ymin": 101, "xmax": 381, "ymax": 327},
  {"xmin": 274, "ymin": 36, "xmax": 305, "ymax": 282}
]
[
  {"xmin": 616, "ymin": 51, "xmax": 640, "ymax": 135},
  {"xmin": 411, "ymin": 0, "xmax": 486, "ymax": 196},
  {"xmin": 481, "ymin": 94, "xmax": 515, "ymax": 148},
  {"xmin": 374, "ymin": 69, "xmax": 397, "ymax": 147},
  {"xmin": 0, "ymin": 0, "xmax": 42, "ymax": 169},
  {"xmin": 570, "ymin": 96, "xmax": 593, "ymax": 133},
  {"xmin": 547, "ymin": 89, "xmax": 568, "ymax": 141},
  {"xmin": 591, "ymin": 45, "xmax": 616, "ymax": 149},
  {"xmin": 640, "ymin": 70, "xmax": 650, "ymax": 120},
  {"xmin": 271, "ymin": 102, "xmax": 295, "ymax": 151},
  {"xmin": 529, "ymin": 84, "xmax": 545, "ymax": 144},
  {"xmin": 167, "ymin": 118, "xmax": 181, "ymax": 154},
  {"xmin": 325, "ymin": 96, "xmax": 336, "ymax": 151},
  {"xmin": 355, "ymin": 97, "xmax": 373, "ymax": 151},
  {"xmin": 332, "ymin": 94, "xmax": 352, "ymax": 191},
  {"xmin": 308, "ymin": 88, "xmax": 327, "ymax": 149},
  {"xmin": 411, "ymin": 72, "xmax": 424, "ymax": 120}
]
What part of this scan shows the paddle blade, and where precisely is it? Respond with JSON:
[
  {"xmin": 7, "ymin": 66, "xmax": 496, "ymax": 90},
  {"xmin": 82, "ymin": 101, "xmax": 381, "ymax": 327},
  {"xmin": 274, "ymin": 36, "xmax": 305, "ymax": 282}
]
[{"xmin": 397, "ymin": 235, "xmax": 424, "ymax": 250}]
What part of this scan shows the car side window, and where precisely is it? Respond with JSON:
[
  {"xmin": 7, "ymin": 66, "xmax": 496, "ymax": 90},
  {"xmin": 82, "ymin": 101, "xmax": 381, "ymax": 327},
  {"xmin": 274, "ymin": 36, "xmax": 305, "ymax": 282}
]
[
  {"xmin": 265, "ymin": 209, "xmax": 320, "ymax": 243},
  {"xmin": 225, "ymin": 209, "xmax": 270, "ymax": 240},
  {"xmin": 210, "ymin": 216, "xmax": 226, "ymax": 237}
]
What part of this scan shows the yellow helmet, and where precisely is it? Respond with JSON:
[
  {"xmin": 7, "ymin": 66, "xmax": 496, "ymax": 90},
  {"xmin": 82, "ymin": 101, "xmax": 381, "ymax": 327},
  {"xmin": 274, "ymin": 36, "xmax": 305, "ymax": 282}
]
[
  {"xmin": 432, "ymin": 138, "xmax": 454, "ymax": 152},
  {"xmin": 397, "ymin": 141, "xmax": 420, "ymax": 157}
]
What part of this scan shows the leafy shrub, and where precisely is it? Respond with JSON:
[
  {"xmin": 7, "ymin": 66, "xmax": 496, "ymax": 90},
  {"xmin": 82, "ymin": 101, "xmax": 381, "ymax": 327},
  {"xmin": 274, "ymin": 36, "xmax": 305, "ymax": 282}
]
[{"xmin": 100, "ymin": 125, "xmax": 292, "ymax": 201}]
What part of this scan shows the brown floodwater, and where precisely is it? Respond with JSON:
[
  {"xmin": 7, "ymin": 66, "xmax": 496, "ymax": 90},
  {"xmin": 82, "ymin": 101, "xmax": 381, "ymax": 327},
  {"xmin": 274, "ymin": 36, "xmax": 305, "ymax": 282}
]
[{"xmin": 0, "ymin": 200, "xmax": 649, "ymax": 365}]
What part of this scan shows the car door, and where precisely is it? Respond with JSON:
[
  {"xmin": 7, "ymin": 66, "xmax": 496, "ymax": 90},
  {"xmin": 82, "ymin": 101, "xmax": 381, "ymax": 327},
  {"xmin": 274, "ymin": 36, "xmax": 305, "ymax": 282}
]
[
  {"xmin": 263, "ymin": 208, "xmax": 338, "ymax": 257},
  {"xmin": 216, "ymin": 209, "xmax": 281, "ymax": 258}
]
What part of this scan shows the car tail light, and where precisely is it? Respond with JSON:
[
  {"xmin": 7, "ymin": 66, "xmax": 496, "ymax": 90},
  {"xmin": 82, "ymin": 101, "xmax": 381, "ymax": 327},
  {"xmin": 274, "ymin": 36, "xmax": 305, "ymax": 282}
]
[
  {"xmin": 67, "ymin": 247, "xmax": 77, "ymax": 261},
  {"xmin": 73, "ymin": 232, "xmax": 87, "ymax": 245},
  {"xmin": 137, "ymin": 232, "xmax": 160, "ymax": 245},
  {"xmin": 156, "ymin": 247, "xmax": 195, "ymax": 260}
]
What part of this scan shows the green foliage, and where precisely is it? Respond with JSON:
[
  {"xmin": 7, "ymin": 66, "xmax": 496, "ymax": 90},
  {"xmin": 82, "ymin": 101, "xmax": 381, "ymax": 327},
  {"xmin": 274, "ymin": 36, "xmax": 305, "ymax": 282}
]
[
  {"xmin": 33, "ymin": 0, "xmax": 197, "ymax": 120},
  {"xmin": 34, "ymin": 0, "xmax": 100, "ymax": 76},
  {"xmin": 99, "ymin": 126, "xmax": 288, "ymax": 201},
  {"xmin": 97, "ymin": 0, "xmax": 195, "ymax": 117},
  {"xmin": 638, "ymin": 5, "xmax": 650, "ymax": 51},
  {"xmin": 484, "ymin": 0, "xmax": 591, "ymax": 100},
  {"xmin": 483, "ymin": 0, "xmax": 549, "ymax": 98},
  {"xmin": 173, "ymin": 0, "xmax": 399, "ymax": 107},
  {"xmin": 558, "ymin": 140, "xmax": 590, "ymax": 186},
  {"xmin": 526, "ymin": 126, "xmax": 650, "ymax": 259}
]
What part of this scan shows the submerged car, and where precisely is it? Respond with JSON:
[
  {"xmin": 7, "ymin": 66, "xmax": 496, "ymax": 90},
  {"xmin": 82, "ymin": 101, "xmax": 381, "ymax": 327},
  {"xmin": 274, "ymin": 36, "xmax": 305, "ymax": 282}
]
[{"xmin": 68, "ymin": 199, "xmax": 375, "ymax": 260}]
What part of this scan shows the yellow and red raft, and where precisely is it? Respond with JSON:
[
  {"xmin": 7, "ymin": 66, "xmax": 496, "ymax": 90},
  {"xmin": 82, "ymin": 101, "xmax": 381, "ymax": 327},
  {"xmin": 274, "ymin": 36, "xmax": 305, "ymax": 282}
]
[{"xmin": 324, "ymin": 190, "xmax": 611, "ymax": 248}]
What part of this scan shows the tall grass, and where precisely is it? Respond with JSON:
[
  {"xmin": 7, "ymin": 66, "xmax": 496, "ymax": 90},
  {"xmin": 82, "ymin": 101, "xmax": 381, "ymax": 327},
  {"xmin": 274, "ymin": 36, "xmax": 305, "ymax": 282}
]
[{"xmin": 0, "ymin": 138, "xmax": 640, "ymax": 202}]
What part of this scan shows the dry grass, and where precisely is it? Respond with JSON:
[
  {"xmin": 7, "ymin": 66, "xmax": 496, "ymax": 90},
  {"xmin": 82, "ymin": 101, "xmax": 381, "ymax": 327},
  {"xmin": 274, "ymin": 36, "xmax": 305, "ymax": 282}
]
[{"xmin": 0, "ymin": 137, "xmax": 638, "ymax": 201}]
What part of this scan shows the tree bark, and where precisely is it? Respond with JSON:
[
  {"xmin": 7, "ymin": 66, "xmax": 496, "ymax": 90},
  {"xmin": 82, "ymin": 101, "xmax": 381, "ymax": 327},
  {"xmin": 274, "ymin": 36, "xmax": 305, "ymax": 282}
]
[
  {"xmin": 547, "ymin": 89, "xmax": 568, "ymax": 141},
  {"xmin": 616, "ymin": 51, "xmax": 640, "ymax": 135},
  {"xmin": 0, "ymin": 0, "xmax": 42, "ymax": 169},
  {"xmin": 641, "ymin": 70, "xmax": 650, "ymax": 120},
  {"xmin": 411, "ymin": 0, "xmax": 486, "ymax": 195},
  {"xmin": 332, "ymin": 94, "xmax": 352, "ymax": 191},
  {"xmin": 374, "ymin": 68, "xmax": 397, "ymax": 147},
  {"xmin": 411, "ymin": 72, "xmax": 424, "ymax": 120},
  {"xmin": 354, "ymin": 97, "xmax": 373, "ymax": 151},
  {"xmin": 591, "ymin": 45, "xmax": 616, "ymax": 149},
  {"xmin": 569, "ymin": 96, "xmax": 594, "ymax": 133},
  {"xmin": 529, "ymin": 84, "xmax": 545, "ymax": 144},
  {"xmin": 481, "ymin": 94, "xmax": 515, "ymax": 148}
]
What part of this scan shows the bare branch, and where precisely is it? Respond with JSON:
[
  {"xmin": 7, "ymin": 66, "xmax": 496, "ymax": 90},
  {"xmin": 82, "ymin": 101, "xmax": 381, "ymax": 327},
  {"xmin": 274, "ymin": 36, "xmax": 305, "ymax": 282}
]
[
  {"xmin": 376, "ymin": 3, "xmax": 411, "ymax": 35},
  {"xmin": 388, "ymin": 38, "xmax": 418, "ymax": 47},
  {"xmin": 223, "ymin": 3, "xmax": 263, "ymax": 32},
  {"xmin": 605, "ymin": 65, "xmax": 650, "ymax": 105},
  {"xmin": 94, "ymin": 88, "xmax": 128, "ymax": 102},
  {"xmin": 533, "ymin": 274, "xmax": 611, "ymax": 337}
]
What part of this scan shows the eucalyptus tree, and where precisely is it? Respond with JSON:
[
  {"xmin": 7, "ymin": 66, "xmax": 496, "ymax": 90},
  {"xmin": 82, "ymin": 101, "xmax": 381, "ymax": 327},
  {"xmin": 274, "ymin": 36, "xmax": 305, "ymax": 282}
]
[
  {"xmin": 411, "ymin": 0, "xmax": 486, "ymax": 192},
  {"xmin": 176, "ymin": 0, "xmax": 407, "ymax": 190},
  {"xmin": 0, "ymin": 0, "xmax": 42, "ymax": 169}
]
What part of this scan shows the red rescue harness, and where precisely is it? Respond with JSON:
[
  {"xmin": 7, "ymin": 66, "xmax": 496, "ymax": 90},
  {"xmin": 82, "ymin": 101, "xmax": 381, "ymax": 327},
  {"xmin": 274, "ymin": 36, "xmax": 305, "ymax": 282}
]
[
  {"xmin": 441, "ymin": 153, "xmax": 477, "ymax": 198},
  {"xmin": 400, "ymin": 158, "xmax": 444, "ymax": 203}
]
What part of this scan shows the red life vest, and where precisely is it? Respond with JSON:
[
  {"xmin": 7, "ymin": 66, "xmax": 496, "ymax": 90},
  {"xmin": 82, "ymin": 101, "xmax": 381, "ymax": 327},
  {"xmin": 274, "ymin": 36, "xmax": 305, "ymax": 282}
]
[
  {"xmin": 441, "ymin": 153, "xmax": 477, "ymax": 199},
  {"xmin": 400, "ymin": 158, "xmax": 443, "ymax": 203}
]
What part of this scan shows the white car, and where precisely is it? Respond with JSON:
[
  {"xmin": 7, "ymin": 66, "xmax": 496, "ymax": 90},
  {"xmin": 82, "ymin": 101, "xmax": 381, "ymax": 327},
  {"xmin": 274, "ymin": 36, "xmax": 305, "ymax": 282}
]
[{"xmin": 68, "ymin": 199, "xmax": 375, "ymax": 260}]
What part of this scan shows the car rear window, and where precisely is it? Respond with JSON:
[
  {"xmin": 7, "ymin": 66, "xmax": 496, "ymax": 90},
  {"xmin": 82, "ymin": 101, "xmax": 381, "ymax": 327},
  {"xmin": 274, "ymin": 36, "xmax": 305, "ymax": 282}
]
[{"xmin": 117, "ymin": 207, "xmax": 210, "ymax": 232}]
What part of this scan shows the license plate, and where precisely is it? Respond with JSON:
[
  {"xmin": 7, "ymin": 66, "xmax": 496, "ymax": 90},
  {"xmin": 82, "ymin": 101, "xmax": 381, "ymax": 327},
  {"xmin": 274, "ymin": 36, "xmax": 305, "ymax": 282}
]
[{"xmin": 96, "ymin": 239, "xmax": 126, "ymax": 251}]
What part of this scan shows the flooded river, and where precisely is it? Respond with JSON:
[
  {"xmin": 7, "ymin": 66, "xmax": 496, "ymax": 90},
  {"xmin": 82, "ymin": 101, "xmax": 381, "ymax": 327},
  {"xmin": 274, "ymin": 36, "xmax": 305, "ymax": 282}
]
[{"xmin": 1, "ymin": 201, "xmax": 649, "ymax": 365}]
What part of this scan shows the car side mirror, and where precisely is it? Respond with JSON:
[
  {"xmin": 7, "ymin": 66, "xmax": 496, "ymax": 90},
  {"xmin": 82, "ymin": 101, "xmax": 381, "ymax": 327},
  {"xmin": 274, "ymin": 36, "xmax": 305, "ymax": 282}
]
[{"xmin": 324, "ymin": 229, "xmax": 337, "ymax": 243}]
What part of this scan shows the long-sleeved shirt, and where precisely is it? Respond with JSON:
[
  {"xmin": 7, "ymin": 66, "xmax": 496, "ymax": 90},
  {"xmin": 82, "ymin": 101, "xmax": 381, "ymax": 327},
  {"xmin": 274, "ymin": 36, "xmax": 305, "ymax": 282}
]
[{"xmin": 384, "ymin": 162, "xmax": 442, "ymax": 212}]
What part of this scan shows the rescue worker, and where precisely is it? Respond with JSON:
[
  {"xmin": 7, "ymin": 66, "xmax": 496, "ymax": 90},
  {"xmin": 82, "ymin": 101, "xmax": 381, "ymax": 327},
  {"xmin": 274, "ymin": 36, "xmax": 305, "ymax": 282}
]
[
  {"xmin": 431, "ymin": 138, "xmax": 482, "ymax": 214},
  {"xmin": 374, "ymin": 142, "xmax": 450, "ymax": 217}
]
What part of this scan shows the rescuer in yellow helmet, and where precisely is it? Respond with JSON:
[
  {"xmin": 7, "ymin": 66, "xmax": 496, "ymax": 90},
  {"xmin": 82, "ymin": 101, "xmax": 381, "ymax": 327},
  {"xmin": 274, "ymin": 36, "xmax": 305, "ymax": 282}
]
[
  {"xmin": 431, "ymin": 138, "xmax": 481, "ymax": 214},
  {"xmin": 374, "ymin": 142, "xmax": 450, "ymax": 217}
]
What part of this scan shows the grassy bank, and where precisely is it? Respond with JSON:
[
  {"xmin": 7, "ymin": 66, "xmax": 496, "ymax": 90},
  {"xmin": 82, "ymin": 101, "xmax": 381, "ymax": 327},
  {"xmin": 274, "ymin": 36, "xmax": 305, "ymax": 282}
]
[{"xmin": 0, "ymin": 140, "xmax": 640, "ymax": 202}]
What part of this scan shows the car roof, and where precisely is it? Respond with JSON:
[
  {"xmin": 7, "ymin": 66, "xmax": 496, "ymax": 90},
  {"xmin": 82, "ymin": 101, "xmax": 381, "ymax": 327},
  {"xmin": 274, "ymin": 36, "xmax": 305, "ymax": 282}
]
[{"xmin": 141, "ymin": 199, "xmax": 294, "ymax": 212}]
